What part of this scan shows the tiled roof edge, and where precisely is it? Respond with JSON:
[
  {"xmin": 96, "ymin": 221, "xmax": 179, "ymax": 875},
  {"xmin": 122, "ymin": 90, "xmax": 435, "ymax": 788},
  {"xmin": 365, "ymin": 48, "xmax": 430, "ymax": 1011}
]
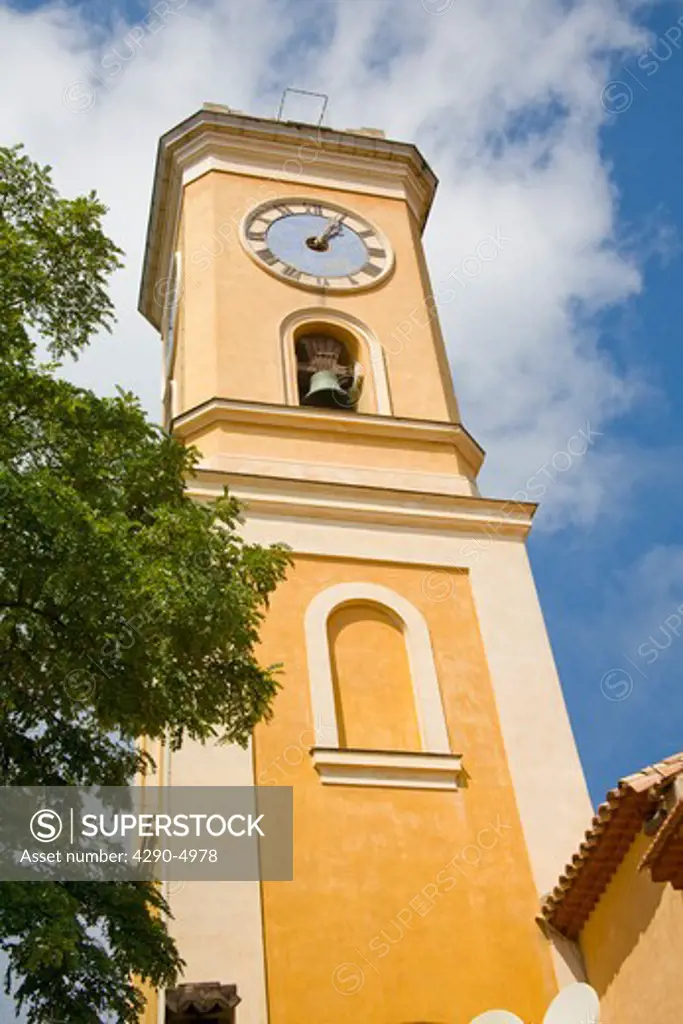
[{"xmin": 540, "ymin": 751, "xmax": 683, "ymax": 936}]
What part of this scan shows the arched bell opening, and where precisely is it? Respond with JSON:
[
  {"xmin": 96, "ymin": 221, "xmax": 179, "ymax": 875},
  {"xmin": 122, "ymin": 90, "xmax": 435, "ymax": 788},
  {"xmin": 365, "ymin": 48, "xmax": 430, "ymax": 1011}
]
[
  {"xmin": 281, "ymin": 310, "xmax": 391, "ymax": 415},
  {"xmin": 294, "ymin": 326, "xmax": 363, "ymax": 412}
]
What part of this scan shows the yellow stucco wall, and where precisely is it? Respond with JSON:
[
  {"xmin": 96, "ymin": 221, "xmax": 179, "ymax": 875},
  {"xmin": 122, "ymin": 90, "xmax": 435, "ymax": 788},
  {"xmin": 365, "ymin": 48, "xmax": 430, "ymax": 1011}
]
[
  {"xmin": 138, "ymin": 981, "xmax": 157, "ymax": 1024},
  {"xmin": 253, "ymin": 554, "xmax": 558, "ymax": 1024},
  {"xmin": 176, "ymin": 170, "xmax": 459, "ymax": 424},
  {"xmin": 183, "ymin": 420, "xmax": 475, "ymax": 479},
  {"xmin": 580, "ymin": 832, "xmax": 683, "ymax": 1024}
]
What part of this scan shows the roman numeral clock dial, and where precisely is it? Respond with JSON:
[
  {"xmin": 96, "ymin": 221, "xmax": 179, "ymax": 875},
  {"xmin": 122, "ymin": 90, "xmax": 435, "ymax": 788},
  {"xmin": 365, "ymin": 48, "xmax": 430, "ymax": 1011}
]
[{"xmin": 240, "ymin": 198, "xmax": 393, "ymax": 292}]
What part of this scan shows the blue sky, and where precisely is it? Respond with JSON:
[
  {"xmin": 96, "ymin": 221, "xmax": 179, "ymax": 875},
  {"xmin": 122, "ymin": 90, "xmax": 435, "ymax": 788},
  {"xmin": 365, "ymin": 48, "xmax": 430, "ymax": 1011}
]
[
  {"xmin": 1, "ymin": 0, "xmax": 682, "ymax": 839},
  {"xmin": 530, "ymin": 1, "xmax": 683, "ymax": 801}
]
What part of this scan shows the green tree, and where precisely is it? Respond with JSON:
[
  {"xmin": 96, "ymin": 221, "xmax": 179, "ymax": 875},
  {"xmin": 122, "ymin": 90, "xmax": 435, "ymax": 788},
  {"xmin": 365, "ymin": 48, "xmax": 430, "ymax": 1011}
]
[{"xmin": 0, "ymin": 146, "xmax": 290, "ymax": 1022}]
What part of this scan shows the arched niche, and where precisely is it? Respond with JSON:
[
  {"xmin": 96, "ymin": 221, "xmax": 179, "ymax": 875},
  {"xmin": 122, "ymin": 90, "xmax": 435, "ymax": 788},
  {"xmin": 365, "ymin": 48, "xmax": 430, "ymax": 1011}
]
[
  {"xmin": 280, "ymin": 309, "xmax": 392, "ymax": 416},
  {"xmin": 304, "ymin": 583, "xmax": 462, "ymax": 790}
]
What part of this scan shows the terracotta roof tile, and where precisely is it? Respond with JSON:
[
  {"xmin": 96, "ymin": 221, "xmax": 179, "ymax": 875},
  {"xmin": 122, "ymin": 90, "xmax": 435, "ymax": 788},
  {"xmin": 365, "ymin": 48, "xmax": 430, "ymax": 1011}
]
[{"xmin": 540, "ymin": 751, "xmax": 683, "ymax": 939}]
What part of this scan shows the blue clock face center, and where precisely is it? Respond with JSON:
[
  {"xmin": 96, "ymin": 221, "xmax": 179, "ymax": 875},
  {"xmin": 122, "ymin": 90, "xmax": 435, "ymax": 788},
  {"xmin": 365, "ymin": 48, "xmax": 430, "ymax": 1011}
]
[{"xmin": 266, "ymin": 214, "xmax": 368, "ymax": 278}]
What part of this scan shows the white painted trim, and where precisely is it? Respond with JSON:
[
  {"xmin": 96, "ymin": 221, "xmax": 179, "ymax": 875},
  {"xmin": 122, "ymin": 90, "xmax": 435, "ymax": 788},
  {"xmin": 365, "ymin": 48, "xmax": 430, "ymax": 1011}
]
[
  {"xmin": 280, "ymin": 307, "xmax": 392, "ymax": 415},
  {"xmin": 164, "ymin": 251, "xmax": 182, "ymax": 378},
  {"xmin": 165, "ymin": 739, "xmax": 269, "ymax": 1024},
  {"xmin": 311, "ymin": 748, "xmax": 463, "ymax": 790},
  {"xmin": 170, "ymin": 379, "xmax": 178, "ymax": 421},
  {"xmin": 304, "ymin": 582, "xmax": 451, "ymax": 754}
]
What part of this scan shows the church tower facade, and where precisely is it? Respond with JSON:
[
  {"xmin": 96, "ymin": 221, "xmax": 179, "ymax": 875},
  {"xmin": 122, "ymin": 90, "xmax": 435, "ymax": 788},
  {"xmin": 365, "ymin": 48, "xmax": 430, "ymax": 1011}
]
[{"xmin": 139, "ymin": 106, "xmax": 592, "ymax": 1024}]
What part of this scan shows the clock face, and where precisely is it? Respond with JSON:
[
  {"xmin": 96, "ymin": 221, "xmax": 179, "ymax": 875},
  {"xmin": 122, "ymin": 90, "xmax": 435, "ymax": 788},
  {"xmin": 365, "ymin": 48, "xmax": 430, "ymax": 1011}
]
[{"xmin": 241, "ymin": 198, "xmax": 393, "ymax": 292}]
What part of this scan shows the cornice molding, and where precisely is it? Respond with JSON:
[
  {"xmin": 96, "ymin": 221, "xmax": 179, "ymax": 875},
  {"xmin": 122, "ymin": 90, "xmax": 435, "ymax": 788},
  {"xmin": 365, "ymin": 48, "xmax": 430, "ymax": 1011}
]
[
  {"xmin": 186, "ymin": 466, "xmax": 537, "ymax": 537},
  {"xmin": 172, "ymin": 398, "xmax": 485, "ymax": 475},
  {"xmin": 139, "ymin": 107, "xmax": 438, "ymax": 329}
]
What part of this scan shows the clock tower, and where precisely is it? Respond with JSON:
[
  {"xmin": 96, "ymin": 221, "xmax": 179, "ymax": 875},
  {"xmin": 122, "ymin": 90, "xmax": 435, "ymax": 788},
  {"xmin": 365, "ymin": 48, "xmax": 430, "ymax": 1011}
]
[{"xmin": 139, "ymin": 105, "xmax": 592, "ymax": 1024}]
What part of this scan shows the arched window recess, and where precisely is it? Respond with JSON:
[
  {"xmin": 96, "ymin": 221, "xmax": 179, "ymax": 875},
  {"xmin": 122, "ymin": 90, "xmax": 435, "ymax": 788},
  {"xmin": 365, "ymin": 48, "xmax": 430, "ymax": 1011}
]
[{"xmin": 303, "ymin": 582, "xmax": 463, "ymax": 790}]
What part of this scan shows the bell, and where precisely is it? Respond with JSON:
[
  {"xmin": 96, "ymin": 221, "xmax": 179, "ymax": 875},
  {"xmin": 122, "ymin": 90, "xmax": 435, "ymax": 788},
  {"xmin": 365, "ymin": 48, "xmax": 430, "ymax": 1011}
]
[{"xmin": 303, "ymin": 369, "xmax": 352, "ymax": 409}]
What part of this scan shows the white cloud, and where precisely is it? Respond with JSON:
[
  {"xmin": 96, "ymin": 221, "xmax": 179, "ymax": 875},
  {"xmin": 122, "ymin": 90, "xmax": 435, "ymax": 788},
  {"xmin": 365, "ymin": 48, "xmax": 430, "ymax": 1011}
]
[
  {"xmin": 0, "ymin": 0, "xmax": 661, "ymax": 528},
  {"xmin": 593, "ymin": 540, "xmax": 683, "ymax": 700}
]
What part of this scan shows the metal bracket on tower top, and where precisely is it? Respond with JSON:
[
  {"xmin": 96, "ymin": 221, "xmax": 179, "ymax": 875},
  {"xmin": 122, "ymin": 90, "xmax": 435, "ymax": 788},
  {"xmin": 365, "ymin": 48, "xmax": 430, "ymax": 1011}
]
[{"xmin": 276, "ymin": 87, "xmax": 329, "ymax": 125}]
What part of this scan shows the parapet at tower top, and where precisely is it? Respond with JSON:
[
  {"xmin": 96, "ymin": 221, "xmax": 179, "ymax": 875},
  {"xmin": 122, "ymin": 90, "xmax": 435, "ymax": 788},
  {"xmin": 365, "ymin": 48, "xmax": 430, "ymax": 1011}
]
[{"xmin": 202, "ymin": 99, "xmax": 387, "ymax": 140}]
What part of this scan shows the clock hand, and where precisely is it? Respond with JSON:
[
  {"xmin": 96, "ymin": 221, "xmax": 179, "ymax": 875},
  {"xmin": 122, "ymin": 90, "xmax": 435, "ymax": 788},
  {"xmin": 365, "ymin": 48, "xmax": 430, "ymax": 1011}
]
[
  {"xmin": 324, "ymin": 215, "xmax": 344, "ymax": 241},
  {"xmin": 313, "ymin": 214, "xmax": 344, "ymax": 248}
]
